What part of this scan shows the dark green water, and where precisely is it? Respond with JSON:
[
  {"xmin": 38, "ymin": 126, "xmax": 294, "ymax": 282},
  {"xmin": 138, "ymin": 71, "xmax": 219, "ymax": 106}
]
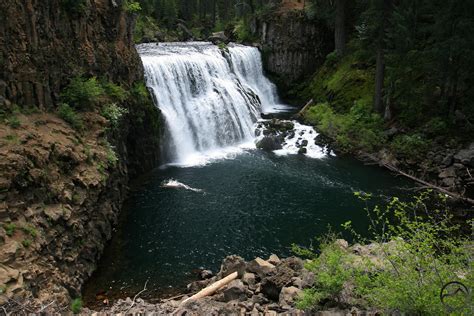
[{"xmin": 83, "ymin": 150, "xmax": 409, "ymax": 304}]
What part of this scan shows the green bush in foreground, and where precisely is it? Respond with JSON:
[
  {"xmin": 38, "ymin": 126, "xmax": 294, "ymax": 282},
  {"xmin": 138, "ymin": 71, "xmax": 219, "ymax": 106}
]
[{"xmin": 295, "ymin": 191, "xmax": 473, "ymax": 315}]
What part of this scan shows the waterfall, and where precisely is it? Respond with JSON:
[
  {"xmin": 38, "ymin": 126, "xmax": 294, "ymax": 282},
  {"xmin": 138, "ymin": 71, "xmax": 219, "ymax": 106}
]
[{"xmin": 138, "ymin": 42, "xmax": 288, "ymax": 166}]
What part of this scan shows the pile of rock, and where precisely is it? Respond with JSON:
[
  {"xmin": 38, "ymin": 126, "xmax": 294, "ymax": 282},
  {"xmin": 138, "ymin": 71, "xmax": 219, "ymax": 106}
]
[{"xmin": 106, "ymin": 254, "xmax": 314, "ymax": 315}]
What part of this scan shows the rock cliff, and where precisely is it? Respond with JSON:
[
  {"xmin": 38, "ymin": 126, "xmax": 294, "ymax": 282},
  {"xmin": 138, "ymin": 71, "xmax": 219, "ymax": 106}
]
[
  {"xmin": 0, "ymin": 0, "xmax": 161, "ymax": 312},
  {"xmin": 252, "ymin": 10, "xmax": 332, "ymax": 101}
]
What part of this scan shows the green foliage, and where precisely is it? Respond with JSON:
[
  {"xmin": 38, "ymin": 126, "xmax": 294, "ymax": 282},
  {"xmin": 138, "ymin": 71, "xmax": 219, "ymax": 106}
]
[
  {"xmin": 105, "ymin": 144, "xmax": 119, "ymax": 167},
  {"xmin": 4, "ymin": 223, "xmax": 16, "ymax": 237},
  {"xmin": 298, "ymin": 191, "xmax": 473, "ymax": 315},
  {"xmin": 22, "ymin": 239, "xmax": 32, "ymax": 248},
  {"xmin": 57, "ymin": 104, "xmax": 84, "ymax": 131},
  {"xmin": 61, "ymin": 76, "xmax": 104, "ymax": 110},
  {"xmin": 0, "ymin": 284, "xmax": 6, "ymax": 294},
  {"xmin": 305, "ymin": 101, "xmax": 386, "ymax": 152},
  {"xmin": 21, "ymin": 225, "xmax": 38, "ymax": 238},
  {"xmin": 134, "ymin": 15, "xmax": 161, "ymax": 43},
  {"xmin": 123, "ymin": 1, "xmax": 142, "ymax": 13},
  {"xmin": 71, "ymin": 298, "xmax": 82, "ymax": 314},
  {"xmin": 101, "ymin": 103, "xmax": 129, "ymax": 128},
  {"xmin": 102, "ymin": 81, "xmax": 128, "ymax": 102},
  {"xmin": 234, "ymin": 19, "xmax": 255, "ymax": 43},
  {"xmin": 7, "ymin": 116, "xmax": 21, "ymax": 129},
  {"xmin": 390, "ymin": 133, "xmax": 431, "ymax": 159}
]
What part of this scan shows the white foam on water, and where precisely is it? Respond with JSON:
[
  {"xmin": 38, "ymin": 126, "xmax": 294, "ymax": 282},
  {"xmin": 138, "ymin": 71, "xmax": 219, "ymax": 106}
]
[{"xmin": 161, "ymin": 179, "xmax": 204, "ymax": 193}]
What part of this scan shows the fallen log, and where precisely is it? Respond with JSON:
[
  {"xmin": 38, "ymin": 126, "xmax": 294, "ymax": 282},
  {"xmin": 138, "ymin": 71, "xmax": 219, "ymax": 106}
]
[
  {"xmin": 365, "ymin": 153, "xmax": 474, "ymax": 205},
  {"xmin": 180, "ymin": 271, "xmax": 238, "ymax": 305},
  {"xmin": 294, "ymin": 99, "xmax": 314, "ymax": 118}
]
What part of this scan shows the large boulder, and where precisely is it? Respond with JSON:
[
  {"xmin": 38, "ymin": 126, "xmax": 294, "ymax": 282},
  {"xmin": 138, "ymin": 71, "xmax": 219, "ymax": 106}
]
[{"xmin": 256, "ymin": 136, "xmax": 283, "ymax": 151}]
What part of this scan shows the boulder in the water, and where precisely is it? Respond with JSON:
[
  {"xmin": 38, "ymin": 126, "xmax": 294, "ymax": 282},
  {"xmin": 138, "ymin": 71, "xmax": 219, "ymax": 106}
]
[
  {"xmin": 298, "ymin": 147, "xmax": 307, "ymax": 155},
  {"xmin": 256, "ymin": 136, "xmax": 283, "ymax": 151}
]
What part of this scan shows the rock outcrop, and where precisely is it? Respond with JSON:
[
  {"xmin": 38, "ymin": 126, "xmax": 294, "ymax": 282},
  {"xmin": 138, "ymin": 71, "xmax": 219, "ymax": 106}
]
[
  {"xmin": 252, "ymin": 9, "xmax": 332, "ymax": 97},
  {"xmin": 0, "ymin": 0, "xmax": 162, "ymax": 312}
]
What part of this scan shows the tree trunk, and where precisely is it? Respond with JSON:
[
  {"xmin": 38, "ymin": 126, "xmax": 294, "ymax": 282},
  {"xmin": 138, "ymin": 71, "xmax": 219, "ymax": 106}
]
[
  {"xmin": 374, "ymin": 48, "xmax": 385, "ymax": 114},
  {"xmin": 335, "ymin": 0, "xmax": 346, "ymax": 55},
  {"xmin": 373, "ymin": 0, "xmax": 391, "ymax": 115}
]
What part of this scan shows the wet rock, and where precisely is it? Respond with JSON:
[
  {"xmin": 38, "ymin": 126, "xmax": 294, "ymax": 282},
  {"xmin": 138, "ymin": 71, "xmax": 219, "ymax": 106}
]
[
  {"xmin": 301, "ymin": 139, "xmax": 308, "ymax": 147},
  {"xmin": 298, "ymin": 147, "xmax": 307, "ymax": 155},
  {"xmin": 247, "ymin": 257, "xmax": 276, "ymax": 278},
  {"xmin": 256, "ymin": 136, "xmax": 283, "ymax": 151}
]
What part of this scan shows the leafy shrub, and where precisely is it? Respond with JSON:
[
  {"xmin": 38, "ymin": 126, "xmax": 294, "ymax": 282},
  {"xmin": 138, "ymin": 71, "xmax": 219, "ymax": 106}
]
[
  {"xmin": 297, "ymin": 191, "xmax": 473, "ymax": 315},
  {"xmin": 22, "ymin": 239, "xmax": 32, "ymax": 248},
  {"xmin": 7, "ymin": 116, "xmax": 20, "ymax": 129},
  {"xmin": 101, "ymin": 103, "xmax": 129, "ymax": 127},
  {"xmin": 61, "ymin": 76, "xmax": 104, "ymax": 110},
  {"xmin": 102, "ymin": 81, "xmax": 128, "ymax": 102},
  {"xmin": 21, "ymin": 225, "xmax": 38, "ymax": 238},
  {"xmin": 422, "ymin": 117, "xmax": 449, "ymax": 136},
  {"xmin": 391, "ymin": 133, "xmax": 430, "ymax": 159},
  {"xmin": 4, "ymin": 223, "xmax": 16, "ymax": 237},
  {"xmin": 58, "ymin": 104, "xmax": 84, "ymax": 130},
  {"xmin": 123, "ymin": 1, "xmax": 141, "ymax": 13},
  {"xmin": 71, "ymin": 298, "xmax": 82, "ymax": 314},
  {"xmin": 105, "ymin": 145, "xmax": 118, "ymax": 167},
  {"xmin": 305, "ymin": 101, "xmax": 386, "ymax": 152}
]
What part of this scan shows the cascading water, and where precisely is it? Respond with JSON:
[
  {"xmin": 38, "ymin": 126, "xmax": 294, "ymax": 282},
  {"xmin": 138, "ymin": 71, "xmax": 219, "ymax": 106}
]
[{"xmin": 138, "ymin": 42, "xmax": 289, "ymax": 166}]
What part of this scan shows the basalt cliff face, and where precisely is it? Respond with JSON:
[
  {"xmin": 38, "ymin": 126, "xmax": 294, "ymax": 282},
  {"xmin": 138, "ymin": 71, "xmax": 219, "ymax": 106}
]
[
  {"xmin": 0, "ymin": 0, "xmax": 161, "ymax": 312},
  {"xmin": 252, "ymin": 10, "xmax": 332, "ymax": 101}
]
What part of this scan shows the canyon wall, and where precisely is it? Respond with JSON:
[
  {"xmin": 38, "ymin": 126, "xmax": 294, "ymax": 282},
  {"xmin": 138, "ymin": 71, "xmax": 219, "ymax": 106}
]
[
  {"xmin": 252, "ymin": 10, "xmax": 332, "ymax": 101},
  {"xmin": 0, "ymin": 0, "xmax": 161, "ymax": 311}
]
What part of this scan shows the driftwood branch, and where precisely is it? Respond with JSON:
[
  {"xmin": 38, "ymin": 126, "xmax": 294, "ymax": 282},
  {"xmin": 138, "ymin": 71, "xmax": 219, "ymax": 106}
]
[
  {"xmin": 126, "ymin": 279, "xmax": 149, "ymax": 313},
  {"xmin": 181, "ymin": 271, "xmax": 238, "ymax": 305},
  {"xmin": 365, "ymin": 153, "xmax": 474, "ymax": 205}
]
